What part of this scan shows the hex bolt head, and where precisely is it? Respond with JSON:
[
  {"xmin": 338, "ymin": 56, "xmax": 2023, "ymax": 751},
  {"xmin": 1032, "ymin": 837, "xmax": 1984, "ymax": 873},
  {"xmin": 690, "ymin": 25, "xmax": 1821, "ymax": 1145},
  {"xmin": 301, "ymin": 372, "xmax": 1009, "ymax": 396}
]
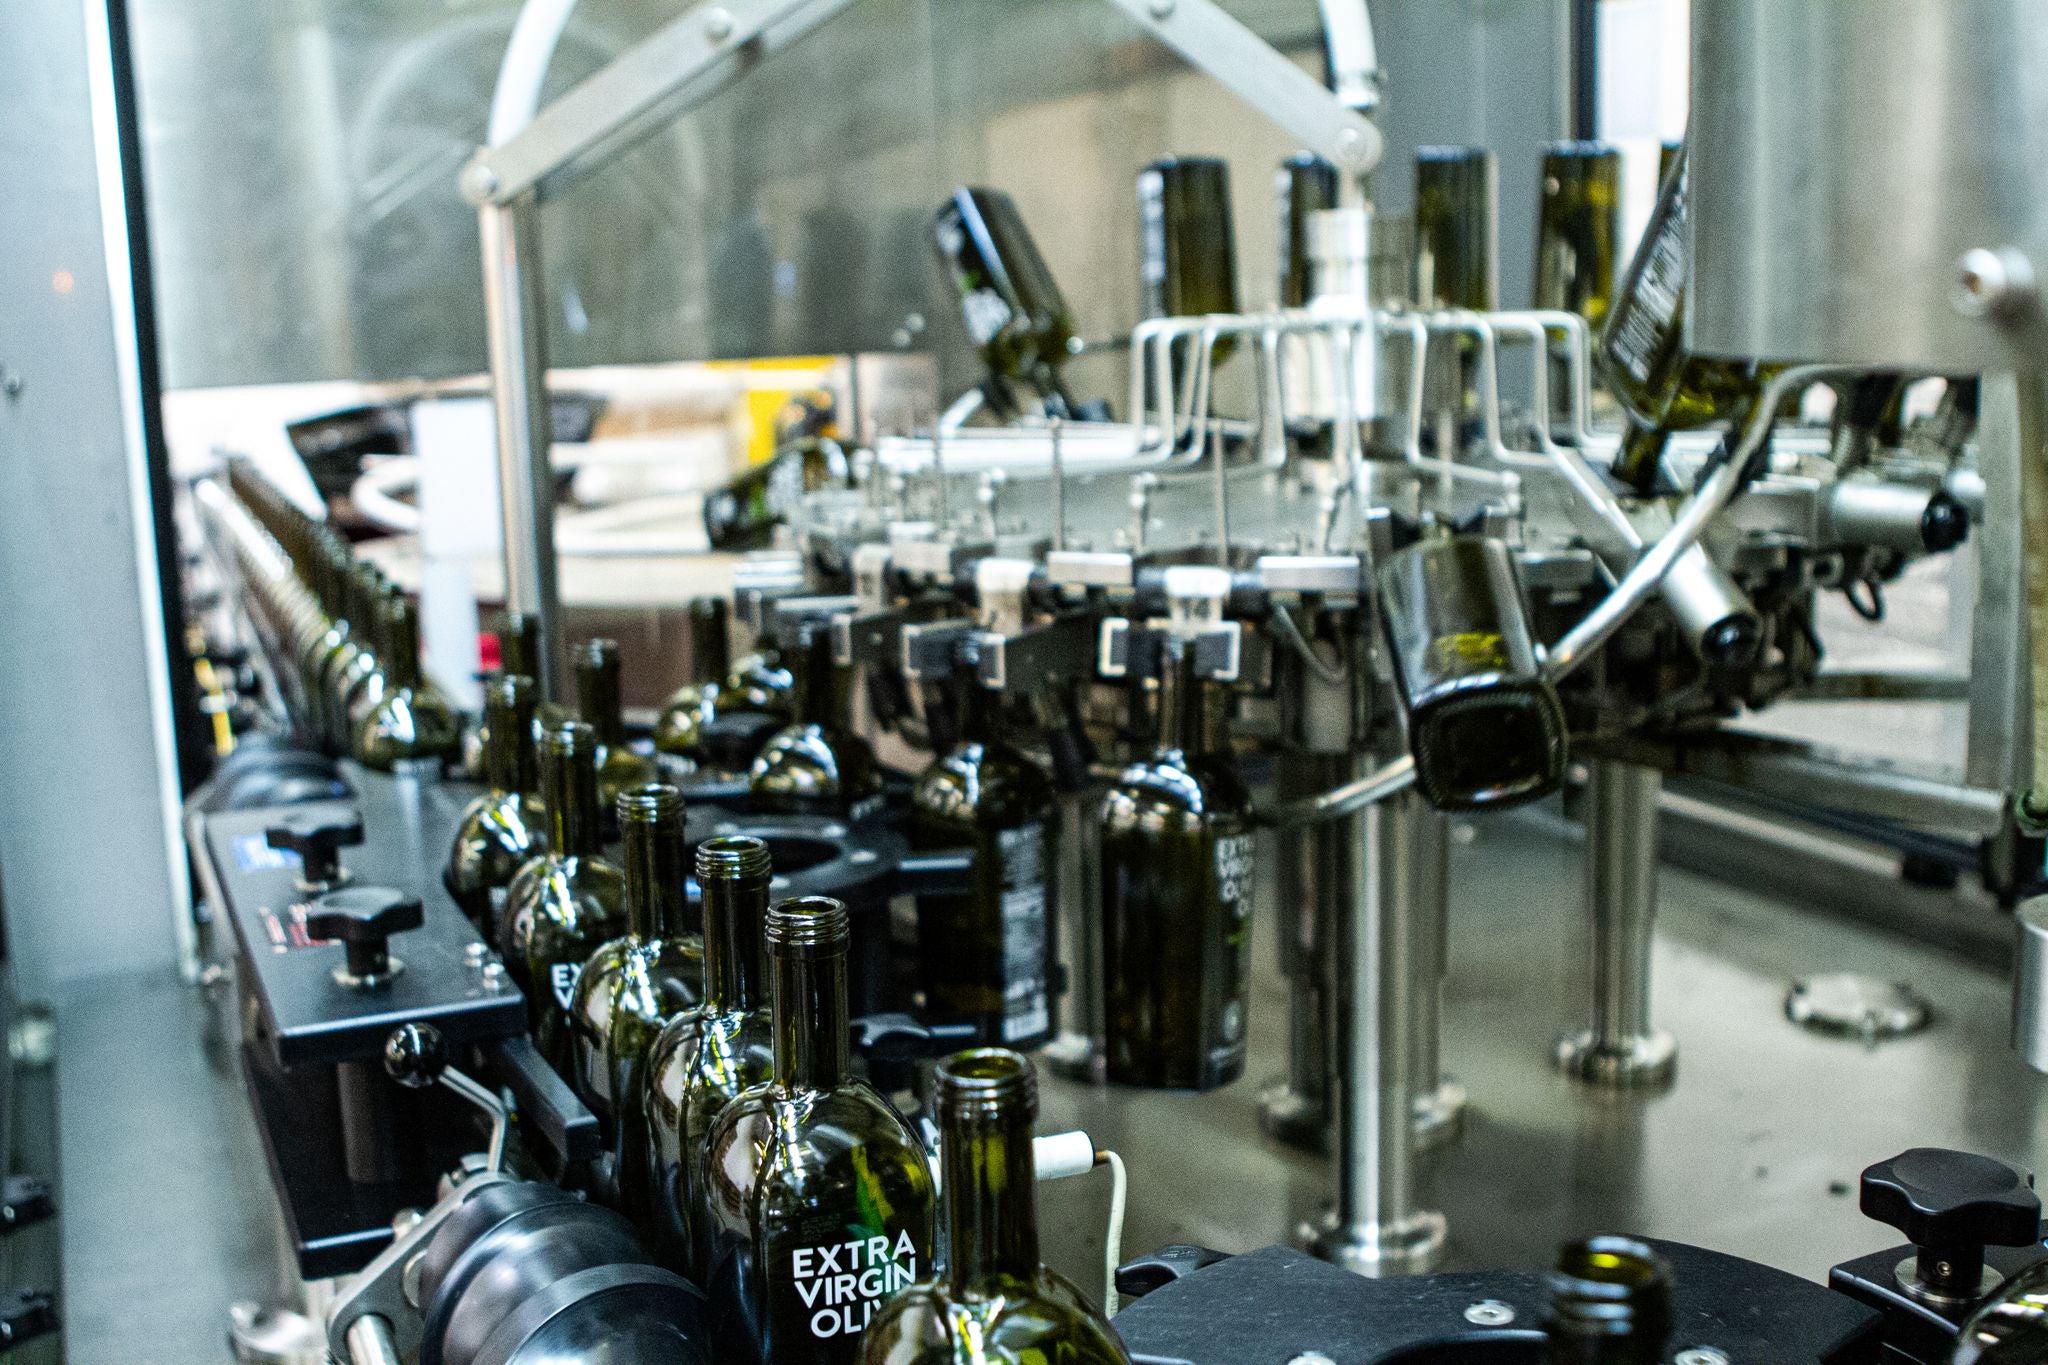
[
  {"xmin": 1463, "ymin": 1299, "xmax": 1517, "ymax": 1326},
  {"xmin": 1952, "ymin": 246, "xmax": 2037, "ymax": 321},
  {"xmin": 1148, "ymin": 0, "xmax": 1175, "ymax": 16},
  {"xmin": 704, "ymin": 6, "xmax": 735, "ymax": 41},
  {"xmin": 1676, "ymin": 1349, "xmax": 1730, "ymax": 1365}
]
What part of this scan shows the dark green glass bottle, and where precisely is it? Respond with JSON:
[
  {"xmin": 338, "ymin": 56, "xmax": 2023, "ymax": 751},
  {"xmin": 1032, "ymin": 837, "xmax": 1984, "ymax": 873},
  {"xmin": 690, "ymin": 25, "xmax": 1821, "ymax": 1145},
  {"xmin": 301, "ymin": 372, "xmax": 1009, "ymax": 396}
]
[
  {"xmin": 1139, "ymin": 156, "xmax": 1240, "ymax": 365},
  {"xmin": 501, "ymin": 720, "xmax": 628, "ymax": 1074},
  {"xmin": 1099, "ymin": 639, "xmax": 1256, "ymax": 1090},
  {"xmin": 645, "ymin": 834, "xmax": 776, "ymax": 1279},
  {"xmin": 1277, "ymin": 153, "xmax": 1339, "ymax": 309},
  {"xmin": 321, "ymin": 562, "xmax": 383, "ymax": 751},
  {"xmin": 858, "ymin": 1049, "xmax": 1130, "ymax": 1365},
  {"xmin": 1544, "ymin": 1236, "xmax": 1672, "ymax": 1364},
  {"xmin": 931, "ymin": 186, "xmax": 1077, "ymax": 419},
  {"xmin": 576, "ymin": 638, "xmax": 661, "ymax": 814},
  {"xmin": 749, "ymin": 624, "xmax": 882, "ymax": 820},
  {"xmin": 655, "ymin": 597, "xmax": 733, "ymax": 758},
  {"xmin": 570, "ymin": 783, "xmax": 704, "ymax": 1213},
  {"xmin": 700, "ymin": 896, "xmax": 937, "ymax": 1364},
  {"xmin": 910, "ymin": 676, "xmax": 1056, "ymax": 1048},
  {"xmin": 298, "ymin": 532, "xmax": 354, "ymax": 748},
  {"xmin": 1414, "ymin": 145, "xmax": 1497, "ymax": 311},
  {"xmin": 340, "ymin": 582, "xmax": 403, "ymax": 747},
  {"xmin": 1601, "ymin": 140, "xmax": 1765, "ymax": 495},
  {"xmin": 446, "ymin": 673, "xmax": 547, "ymax": 932},
  {"xmin": 354, "ymin": 592, "xmax": 460, "ymax": 772},
  {"xmin": 1533, "ymin": 140, "xmax": 1621, "ymax": 327}
]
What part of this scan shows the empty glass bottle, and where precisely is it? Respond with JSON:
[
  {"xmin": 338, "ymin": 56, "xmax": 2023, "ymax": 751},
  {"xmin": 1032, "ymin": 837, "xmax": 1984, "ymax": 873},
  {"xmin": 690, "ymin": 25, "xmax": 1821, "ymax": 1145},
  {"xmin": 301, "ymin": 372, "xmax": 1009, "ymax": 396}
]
[
  {"xmin": 910, "ymin": 673, "xmax": 1056, "ymax": 1049},
  {"xmin": 749, "ymin": 623, "xmax": 882, "ymax": 820},
  {"xmin": 1535, "ymin": 141, "xmax": 1621, "ymax": 431},
  {"xmin": 858, "ymin": 1049, "xmax": 1130, "ymax": 1365},
  {"xmin": 569, "ymin": 783, "xmax": 704, "ymax": 1213},
  {"xmin": 1139, "ymin": 156, "xmax": 1240, "ymax": 369},
  {"xmin": 320, "ymin": 562, "xmax": 383, "ymax": 751},
  {"xmin": 931, "ymin": 186, "xmax": 1077, "ymax": 419},
  {"xmin": 353, "ymin": 592, "xmax": 460, "ymax": 772},
  {"xmin": 446, "ymin": 673, "xmax": 546, "ymax": 932},
  {"xmin": 655, "ymin": 597, "xmax": 734, "ymax": 758},
  {"xmin": 1099, "ymin": 637, "xmax": 1256, "ymax": 1090},
  {"xmin": 501, "ymin": 720, "xmax": 628, "ymax": 1074},
  {"xmin": 645, "ymin": 834, "xmax": 775, "ymax": 1278},
  {"xmin": 700, "ymin": 896, "xmax": 936, "ymax": 1363},
  {"xmin": 576, "ymin": 638, "xmax": 661, "ymax": 814},
  {"xmin": 1277, "ymin": 152, "xmax": 1339, "ymax": 309}
]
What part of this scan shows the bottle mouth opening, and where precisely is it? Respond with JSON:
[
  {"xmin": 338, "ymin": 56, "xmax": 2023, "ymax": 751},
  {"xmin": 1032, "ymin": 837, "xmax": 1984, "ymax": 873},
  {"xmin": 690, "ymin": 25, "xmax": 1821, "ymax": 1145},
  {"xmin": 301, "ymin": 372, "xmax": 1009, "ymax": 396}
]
[
  {"xmin": 1547, "ymin": 1236, "xmax": 1671, "ymax": 1334},
  {"xmin": 935, "ymin": 1048, "xmax": 1037, "ymax": 1120},
  {"xmin": 574, "ymin": 638, "xmax": 619, "ymax": 667},
  {"xmin": 698, "ymin": 834, "xmax": 772, "ymax": 881},
  {"xmin": 540, "ymin": 719, "xmax": 596, "ymax": 756},
  {"xmin": 766, "ymin": 895, "xmax": 849, "ymax": 951},
  {"xmin": 486, "ymin": 673, "xmax": 536, "ymax": 710},
  {"xmin": 617, "ymin": 782, "xmax": 685, "ymax": 824}
]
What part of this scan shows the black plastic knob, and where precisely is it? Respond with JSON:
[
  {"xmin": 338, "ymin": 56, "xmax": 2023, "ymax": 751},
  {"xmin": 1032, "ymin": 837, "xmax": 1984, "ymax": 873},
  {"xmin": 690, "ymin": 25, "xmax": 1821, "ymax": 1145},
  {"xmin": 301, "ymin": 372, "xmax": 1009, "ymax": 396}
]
[
  {"xmin": 1921, "ymin": 491, "xmax": 1971, "ymax": 554},
  {"xmin": 265, "ymin": 808, "xmax": 364, "ymax": 888},
  {"xmin": 1861, "ymin": 1148, "xmax": 2040, "ymax": 1296},
  {"xmin": 383, "ymin": 1022, "xmax": 448, "ymax": 1089},
  {"xmin": 306, "ymin": 885, "xmax": 422, "ymax": 986}
]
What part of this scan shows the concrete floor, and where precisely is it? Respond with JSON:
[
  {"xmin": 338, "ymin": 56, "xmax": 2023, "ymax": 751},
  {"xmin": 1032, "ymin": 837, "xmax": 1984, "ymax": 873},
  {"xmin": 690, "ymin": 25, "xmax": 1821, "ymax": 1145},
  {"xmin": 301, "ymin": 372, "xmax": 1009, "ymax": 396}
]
[{"xmin": 51, "ymin": 808, "xmax": 2048, "ymax": 1360}]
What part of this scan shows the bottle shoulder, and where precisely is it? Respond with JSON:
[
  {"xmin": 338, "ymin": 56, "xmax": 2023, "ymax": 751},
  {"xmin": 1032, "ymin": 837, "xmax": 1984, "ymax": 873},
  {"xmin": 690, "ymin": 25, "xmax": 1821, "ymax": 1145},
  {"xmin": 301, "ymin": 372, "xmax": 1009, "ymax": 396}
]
[
  {"xmin": 862, "ymin": 1271, "xmax": 1127, "ymax": 1363},
  {"xmin": 912, "ymin": 741, "xmax": 1052, "ymax": 826},
  {"xmin": 1103, "ymin": 751, "xmax": 1251, "ymax": 823},
  {"xmin": 706, "ymin": 1080, "xmax": 930, "ymax": 1193}
]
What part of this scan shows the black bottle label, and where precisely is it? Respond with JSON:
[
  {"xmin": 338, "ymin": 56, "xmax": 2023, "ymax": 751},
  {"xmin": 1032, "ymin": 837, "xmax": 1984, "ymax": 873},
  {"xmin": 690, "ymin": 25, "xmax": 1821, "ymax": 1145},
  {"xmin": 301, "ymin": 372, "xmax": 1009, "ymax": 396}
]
[
  {"xmin": 1608, "ymin": 163, "xmax": 1686, "ymax": 389},
  {"xmin": 551, "ymin": 961, "xmax": 582, "ymax": 1011},
  {"xmin": 997, "ymin": 822, "xmax": 1050, "ymax": 1043},
  {"xmin": 1212, "ymin": 830, "xmax": 1256, "ymax": 1071},
  {"xmin": 784, "ymin": 1228, "xmax": 923, "ymax": 1345}
]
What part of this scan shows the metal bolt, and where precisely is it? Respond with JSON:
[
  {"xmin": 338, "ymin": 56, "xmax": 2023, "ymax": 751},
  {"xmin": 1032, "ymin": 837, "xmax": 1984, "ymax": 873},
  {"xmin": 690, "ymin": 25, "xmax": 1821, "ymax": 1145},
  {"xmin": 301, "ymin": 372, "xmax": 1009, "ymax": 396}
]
[
  {"xmin": 1952, "ymin": 246, "xmax": 2037, "ymax": 321},
  {"xmin": 1337, "ymin": 126, "xmax": 1367, "ymax": 163},
  {"xmin": 1, "ymin": 367, "xmax": 21, "ymax": 400},
  {"xmin": 850, "ymin": 849, "xmax": 877, "ymax": 865},
  {"xmin": 1148, "ymin": 0, "xmax": 1174, "ymax": 16},
  {"xmin": 480, "ymin": 962, "xmax": 508, "ymax": 993},
  {"xmin": 1463, "ymin": 1300, "xmax": 1516, "ymax": 1327},
  {"xmin": 464, "ymin": 942, "xmax": 489, "ymax": 967},
  {"xmin": 458, "ymin": 160, "xmax": 500, "ymax": 205},
  {"xmin": 1286, "ymin": 1355, "xmax": 1336, "ymax": 1365},
  {"xmin": 704, "ymin": 6, "xmax": 735, "ymax": 41},
  {"xmin": 1675, "ymin": 1350, "xmax": 1730, "ymax": 1365}
]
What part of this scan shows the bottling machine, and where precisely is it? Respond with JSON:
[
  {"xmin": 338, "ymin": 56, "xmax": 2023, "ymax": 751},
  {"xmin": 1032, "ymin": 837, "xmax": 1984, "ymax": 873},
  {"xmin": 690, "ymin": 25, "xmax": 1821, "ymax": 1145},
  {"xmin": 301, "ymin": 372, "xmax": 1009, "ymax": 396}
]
[{"xmin": 168, "ymin": 0, "xmax": 2048, "ymax": 1361}]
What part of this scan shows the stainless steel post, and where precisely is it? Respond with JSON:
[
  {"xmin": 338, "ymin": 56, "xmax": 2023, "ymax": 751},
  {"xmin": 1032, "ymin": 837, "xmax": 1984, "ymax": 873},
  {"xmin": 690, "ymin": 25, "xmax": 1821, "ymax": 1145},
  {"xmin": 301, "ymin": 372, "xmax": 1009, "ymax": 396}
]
[
  {"xmin": 1408, "ymin": 801, "xmax": 1465, "ymax": 1149},
  {"xmin": 479, "ymin": 195, "xmax": 563, "ymax": 701},
  {"xmin": 1042, "ymin": 785, "xmax": 1107, "ymax": 1084},
  {"xmin": 1554, "ymin": 760, "xmax": 1676, "ymax": 1086},
  {"xmin": 1304, "ymin": 783, "xmax": 1445, "ymax": 1276},
  {"xmin": 1259, "ymin": 752, "xmax": 1345, "ymax": 1147}
]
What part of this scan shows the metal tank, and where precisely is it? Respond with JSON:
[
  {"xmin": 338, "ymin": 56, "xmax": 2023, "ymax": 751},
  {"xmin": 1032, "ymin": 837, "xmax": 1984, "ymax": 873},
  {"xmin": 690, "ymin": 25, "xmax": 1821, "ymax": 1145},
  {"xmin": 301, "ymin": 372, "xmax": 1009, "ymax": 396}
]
[{"xmin": 1688, "ymin": 0, "xmax": 2048, "ymax": 370}]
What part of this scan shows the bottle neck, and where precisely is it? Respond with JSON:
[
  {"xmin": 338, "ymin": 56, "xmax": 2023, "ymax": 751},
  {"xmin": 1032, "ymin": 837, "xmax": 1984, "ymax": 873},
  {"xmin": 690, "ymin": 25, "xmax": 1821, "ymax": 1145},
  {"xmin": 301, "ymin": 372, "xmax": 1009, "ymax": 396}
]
[
  {"xmin": 623, "ymin": 813, "xmax": 689, "ymax": 940},
  {"xmin": 384, "ymin": 600, "xmax": 422, "ymax": 691},
  {"xmin": 791, "ymin": 629, "xmax": 842, "ymax": 728},
  {"xmin": 958, "ymin": 675, "xmax": 1004, "ymax": 747},
  {"xmin": 578, "ymin": 653, "xmax": 628, "ymax": 748},
  {"xmin": 941, "ymin": 1103, "xmax": 1040, "ymax": 1292},
  {"xmin": 482, "ymin": 698, "xmax": 534, "ymax": 794},
  {"xmin": 1155, "ymin": 643, "xmax": 1207, "ymax": 757},
  {"xmin": 704, "ymin": 875, "xmax": 768, "ymax": 1011},
  {"xmin": 772, "ymin": 944, "xmax": 850, "ymax": 1091},
  {"xmin": 690, "ymin": 601, "xmax": 731, "ymax": 684},
  {"xmin": 544, "ymin": 747, "xmax": 602, "ymax": 857}
]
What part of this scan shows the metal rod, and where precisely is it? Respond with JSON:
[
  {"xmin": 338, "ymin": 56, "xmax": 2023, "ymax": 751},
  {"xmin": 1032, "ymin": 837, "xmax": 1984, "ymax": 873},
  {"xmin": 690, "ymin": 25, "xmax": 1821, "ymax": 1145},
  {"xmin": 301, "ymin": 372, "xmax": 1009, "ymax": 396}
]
[
  {"xmin": 345, "ymin": 1316, "xmax": 402, "ymax": 1365},
  {"xmin": 1555, "ymin": 760, "xmax": 1676, "ymax": 1087},
  {"xmin": 1049, "ymin": 415, "xmax": 1067, "ymax": 552},
  {"xmin": 1305, "ymin": 781, "xmax": 1445, "ymax": 1275},
  {"xmin": 1259, "ymin": 752, "xmax": 1347, "ymax": 1147},
  {"xmin": 1407, "ymin": 799, "xmax": 1463, "ymax": 1149},
  {"xmin": 1042, "ymin": 786, "xmax": 1107, "ymax": 1084},
  {"xmin": 479, "ymin": 196, "xmax": 562, "ymax": 700}
]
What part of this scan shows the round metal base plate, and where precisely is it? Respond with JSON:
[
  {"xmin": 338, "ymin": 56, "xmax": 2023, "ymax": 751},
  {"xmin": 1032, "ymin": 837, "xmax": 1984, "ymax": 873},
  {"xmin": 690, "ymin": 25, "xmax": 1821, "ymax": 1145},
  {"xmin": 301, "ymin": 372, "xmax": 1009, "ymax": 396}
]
[
  {"xmin": 1300, "ymin": 1207, "xmax": 1448, "ymax": 1277},
  {"xmin": 1257, "ymin": 1081, "xmax": 1329, "ymax": 1150},
  {"xmin": 1041, "ymin": 1033, "xmax": 1106, "ymax": 1085},
  {"xmin": 1412, "ymin": 1079, "xmax": 1469, "ymax": 1153},
  {"xmin": 1786, "ymin": 974, "xmax": 1931, "ymax": 1041},
  {"xmin": 1553, "ymin": 1029, "xmax": 1677, "ymax": 1088}
]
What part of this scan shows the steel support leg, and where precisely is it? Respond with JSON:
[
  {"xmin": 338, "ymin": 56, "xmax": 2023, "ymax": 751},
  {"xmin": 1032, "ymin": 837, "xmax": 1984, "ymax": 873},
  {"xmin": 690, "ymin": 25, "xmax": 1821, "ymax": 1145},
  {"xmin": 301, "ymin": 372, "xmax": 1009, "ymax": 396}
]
[
  {"xmin": 1260, "ymin": 753, "xmax": 1344, "ymax": 1146},
  {"xmin": 1043, "ymin": 786, "xmax": 1107, "ymax": 1083},
  {"xmin": 1408, "ymin": 801, "xmax": 1466, "ymax": 1149},
  {"xmin": 1554, "ymin": 759, "xmax": 1677, "ymax": 1086},
  {"xmin": 1304, "ymin": 784, "xmax": 1446, "ymax": 1276}
]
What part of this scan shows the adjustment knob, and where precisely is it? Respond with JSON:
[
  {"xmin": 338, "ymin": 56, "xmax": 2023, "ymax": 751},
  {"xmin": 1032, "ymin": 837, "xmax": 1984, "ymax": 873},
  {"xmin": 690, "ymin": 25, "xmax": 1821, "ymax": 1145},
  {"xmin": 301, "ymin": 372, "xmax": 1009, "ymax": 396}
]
[
  {"xmin": 1861, "ymin": 1148, "xmax": 2041, "ymax": 1301},
  {"xmin": 305, "ymin": 885, "xmax": 422, "ymax": 989},
  {"xmin": 383, "ymin": 1022, "xmax": 448, "ymax": 1089},
  {"xmin": 265, "ymin": 808, "xmax": 364, "ymax": 891}
]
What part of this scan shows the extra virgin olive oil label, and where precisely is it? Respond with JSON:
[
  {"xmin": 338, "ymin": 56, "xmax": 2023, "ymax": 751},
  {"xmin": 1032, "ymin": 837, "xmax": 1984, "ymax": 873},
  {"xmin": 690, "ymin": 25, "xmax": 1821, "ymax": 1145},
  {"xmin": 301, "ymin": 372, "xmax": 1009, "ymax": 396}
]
[
  {"xmin": 551, "ymin": 961, "xmax": 582, "ymax": 1011},
  {"xmin": 997, "ymin": 823, "xmax": 1051, "ymax": 1043},
  {"xmin": 786, "ymin": 1228, "xmax": 922, "ymax": 1342},
  {"xmin": 1606, "ymin": 161, "xmax": 1686, "ymax": 389},
  {"xmin": 1213, "ymin": 830, "xmax": 1257, "ymax": 1067}
]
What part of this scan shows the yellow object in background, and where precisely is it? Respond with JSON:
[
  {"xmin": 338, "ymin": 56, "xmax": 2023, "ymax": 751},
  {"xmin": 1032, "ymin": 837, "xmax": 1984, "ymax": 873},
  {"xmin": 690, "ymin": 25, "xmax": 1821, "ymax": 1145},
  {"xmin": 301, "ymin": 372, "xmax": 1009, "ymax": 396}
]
[{"xmin": 705, "ymin": 356, "xmax": 847, "ymax": 466}]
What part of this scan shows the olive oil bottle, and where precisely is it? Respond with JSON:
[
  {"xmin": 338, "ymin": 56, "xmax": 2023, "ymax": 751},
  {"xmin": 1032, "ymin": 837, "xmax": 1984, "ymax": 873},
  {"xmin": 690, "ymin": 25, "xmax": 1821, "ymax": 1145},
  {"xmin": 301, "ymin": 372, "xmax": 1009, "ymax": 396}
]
[
  {"xmin": 1099, "ymin": 634, "xmax": 1256, "ymax": 1090},
  {"xmin": 858, "ymin": 1049, "xmax": 1130, "ymax": 1365},
  {"xmin": 700, "ymin": 896, "xmax": 936, "ymax": 1363},
  {"xmin": 576, "ymin": 638, "xmax": 660, "ymax": 813},
  {"xmin": 909, "ymin": 673, "xmax": 1056, "ymax": 1048},
  {"xmin": 931, "ymin": 186, "xmax": 1078, "ymax": 419},
  {"xmin": 749, "ymin": 622, "xmax": 882, "ymax": 820},
  {"xmin": 1544, "ymin": 1236, "xmax": 1672, "ymax": 1364},
  {"xmin": 1534, "ymin": 141, "xmax": 1622, "ymax": 430},
  {"xmin": 353, "ymin": 592, "xmax": 460, "ymax": 773},
  {"xmin": 655, "ymin": 597, "xmax": 734, "ymax": 758},
  {"xmin": 1139, "ymin": 156, "xmax": 1240, "ymax": 369},
  {"xmin": 446, "ymin": 673, "xmax": 546, "ymax": 932},
  {"xmin": 569, "ymin": 783, "xmax": 703, "ymax": 1212},
  {"xmin": 645, "ymin": 834, "xmax": 775, "ymax": 1278},
  {"xmin": 501, "ymin": 720, "xmax": 627, "ymax": 1073}
]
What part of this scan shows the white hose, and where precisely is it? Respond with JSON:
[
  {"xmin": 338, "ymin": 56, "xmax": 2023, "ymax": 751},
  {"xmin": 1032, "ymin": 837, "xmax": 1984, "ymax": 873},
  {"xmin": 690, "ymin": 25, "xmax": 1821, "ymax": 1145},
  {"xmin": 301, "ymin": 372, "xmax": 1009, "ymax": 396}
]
[
  {"xmin": 1103, "ymin": 1150, "xmax": 1128, "ymax": 1317},
  {"xmin": 488, "ymin": 0, "xmax": 580, "ymax": 147}
]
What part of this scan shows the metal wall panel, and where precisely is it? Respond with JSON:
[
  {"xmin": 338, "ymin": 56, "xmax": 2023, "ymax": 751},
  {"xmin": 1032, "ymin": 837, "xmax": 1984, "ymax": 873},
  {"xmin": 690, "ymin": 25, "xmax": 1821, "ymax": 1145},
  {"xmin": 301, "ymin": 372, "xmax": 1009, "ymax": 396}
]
[
  {"xmin": 0, "ymin": 0, "xmax": 188, "ymax": 989},
  {"xmin": 128, "ymin": 0, "xmax": 1567, "ymax": 393}
]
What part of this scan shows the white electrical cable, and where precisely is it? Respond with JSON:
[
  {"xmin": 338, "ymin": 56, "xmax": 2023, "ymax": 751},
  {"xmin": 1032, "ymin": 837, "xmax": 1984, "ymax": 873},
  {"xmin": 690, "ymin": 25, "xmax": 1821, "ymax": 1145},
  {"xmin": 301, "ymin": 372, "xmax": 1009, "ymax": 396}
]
[
  {"xmin": 1103, "ymin": 1150, "xmax": 1127, "ymax": 1317},
  {"xmin": 488, "ymin": 0, "xmax": 580, "ymax": 147}
]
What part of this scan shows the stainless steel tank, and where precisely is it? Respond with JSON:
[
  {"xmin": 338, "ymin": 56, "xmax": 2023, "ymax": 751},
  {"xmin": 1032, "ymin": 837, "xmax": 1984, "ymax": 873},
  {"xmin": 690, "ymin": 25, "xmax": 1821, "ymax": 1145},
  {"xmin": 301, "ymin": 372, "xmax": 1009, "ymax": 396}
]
[{"xmin": 1689, "ymin": 0, "xmax": 2048, "ymax": 370}]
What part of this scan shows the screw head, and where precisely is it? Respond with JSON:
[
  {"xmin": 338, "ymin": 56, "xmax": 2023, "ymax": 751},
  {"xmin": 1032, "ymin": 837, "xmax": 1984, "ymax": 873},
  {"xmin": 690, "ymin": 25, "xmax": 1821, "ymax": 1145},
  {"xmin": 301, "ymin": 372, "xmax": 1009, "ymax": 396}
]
[
  {"xmin": 459, "ymin": 159, "xmax": 500, "ymax": 204},
  {"xmin": 1676, "ymin": 1350, "xmax": 1730, "ymax": 1365},
  {"xmin": 1337, "ymin": 126, "xmax": 1367, "ymax": 163},
  {"xmin": 1148, "ymin": 0, "xmax": 1175, "ymax": 16},
  {"xmin": 1, "ymin": 369, "xmax": 21, "ymax": 399},
  {"xmin": 704, "ymin": 6, "xmax": 735, "ymax": 41},
  {"xmin": 1287, "ymin": 1355, "xmax": 1336, "ymax": 1365},
  {"xmin": 1952, "ymin": 246, "xmax": 2037, "ymax": 321},
  {"xmin": 1463, "ymin": 1299, "xmax": 1517, "ymax": 1326}
]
